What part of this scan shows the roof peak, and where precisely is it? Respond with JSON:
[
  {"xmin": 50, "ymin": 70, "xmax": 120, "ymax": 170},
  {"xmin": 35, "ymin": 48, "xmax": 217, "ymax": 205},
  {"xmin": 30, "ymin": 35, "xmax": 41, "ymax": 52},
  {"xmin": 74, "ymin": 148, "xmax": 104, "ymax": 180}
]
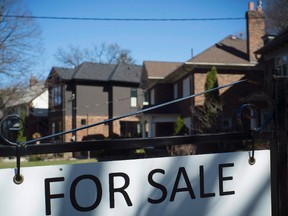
[
  {"xmin": 49, "ymin": 61, "xmax": 142, "ymax": 84},
  {"xmin": 186, "ymin": 34, "xmax": 249, "ymax": 64}
]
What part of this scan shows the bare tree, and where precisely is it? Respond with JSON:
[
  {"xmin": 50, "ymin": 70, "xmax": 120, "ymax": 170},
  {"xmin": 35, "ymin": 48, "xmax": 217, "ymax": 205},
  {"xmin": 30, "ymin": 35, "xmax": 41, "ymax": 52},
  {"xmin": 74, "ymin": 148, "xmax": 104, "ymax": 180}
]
[
  {"xmin": 265, "ymin": 0, "xmax": 288, "ymax": 34},
  {"xmin": 54, "ymin": 45, "xmax": 84, "ymax": 68},
  {"xmin": 0, "ymin": 0, "xmax": 42, "ymax": 81},
  {"xmin": 104, "ymin": 43, "xmax": 135, "ymax": 65},
  {"xmin": 0, "ymin": 87, "xmax": 17, "ymax": 118},
  {"xmin": 54, "ymin": 43, "xmax": 136, "ymax": 68}
]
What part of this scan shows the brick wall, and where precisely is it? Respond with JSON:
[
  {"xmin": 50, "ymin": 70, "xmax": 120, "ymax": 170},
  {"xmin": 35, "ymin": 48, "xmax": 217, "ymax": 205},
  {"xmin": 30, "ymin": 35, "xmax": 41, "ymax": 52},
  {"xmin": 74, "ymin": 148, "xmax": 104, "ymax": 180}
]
[
  {"xmin": 194, "ymin": 73, "xmax": 244, "ymax": 106},
  {"xmin": 64, "ymin": 115, "xmax": 139, "ymax": 142}
]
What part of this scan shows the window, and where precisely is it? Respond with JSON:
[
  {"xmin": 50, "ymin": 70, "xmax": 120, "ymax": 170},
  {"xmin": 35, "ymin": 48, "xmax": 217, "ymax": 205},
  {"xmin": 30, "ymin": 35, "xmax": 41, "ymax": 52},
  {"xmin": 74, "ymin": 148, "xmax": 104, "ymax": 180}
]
[
  {"xmin": 282, "ymin": 64, "xmax": 288, "ymax": 76},
  {"xmin": 81, "ymin": 119, "xmax": 87, "ymax": 125},
  {"xmin": 276, "ymin": 55, "xmax": 288, "ymax": 76},
  {"xmin": 120, "ymin": 121, "xmax": 141, "ymax": 137},
  {"xmin": 53, "ymin": 121, "xmax": 62, "ymax": 133},
  {"xmin": 183, "ymin": 77, "xmax": 190, "ymax": 97},
  {"xmin": 130, "ymin": 88, "xmax": 137, "ymax": 107},
  {"xmin": 174, "ymin": 83, "xmax": 178, "ymax": 99},
  {"xmin": 52, "ymin": 86, "xmax": 62, "ymax": 106},
  {"xmin": 222, "ymin": 119, "xmax": 232, "ymax": 130},
  {"xmin": 143, "ymin": 91, "xmax": 149, "ymax": 105}
]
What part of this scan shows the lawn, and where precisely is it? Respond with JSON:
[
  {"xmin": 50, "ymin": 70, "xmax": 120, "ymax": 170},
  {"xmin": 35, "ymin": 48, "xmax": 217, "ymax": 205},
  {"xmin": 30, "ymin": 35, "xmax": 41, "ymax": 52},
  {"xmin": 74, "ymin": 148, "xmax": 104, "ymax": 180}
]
[{"xmin": 0, "ymin": 158, "xmax": 98, "ymax": 169}]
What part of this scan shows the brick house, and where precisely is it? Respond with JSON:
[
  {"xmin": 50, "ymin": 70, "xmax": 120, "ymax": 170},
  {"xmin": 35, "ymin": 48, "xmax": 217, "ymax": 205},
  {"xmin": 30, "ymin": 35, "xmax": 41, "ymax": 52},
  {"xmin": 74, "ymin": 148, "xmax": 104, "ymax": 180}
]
[
  {"xmin": 140, "ymin": 2, "xmax": 267, "ymax": 137},
  {"xmin": 46, "ymin": 62, "xmax": 143, "ymax": 143}
]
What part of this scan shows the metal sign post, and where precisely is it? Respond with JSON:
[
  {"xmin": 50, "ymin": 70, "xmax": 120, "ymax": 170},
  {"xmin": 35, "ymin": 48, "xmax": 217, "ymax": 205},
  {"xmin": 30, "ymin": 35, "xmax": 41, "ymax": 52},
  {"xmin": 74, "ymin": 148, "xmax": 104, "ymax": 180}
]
[{"xmin": 272, "ymin": 77, "xmax": 288, "ymax": 216}]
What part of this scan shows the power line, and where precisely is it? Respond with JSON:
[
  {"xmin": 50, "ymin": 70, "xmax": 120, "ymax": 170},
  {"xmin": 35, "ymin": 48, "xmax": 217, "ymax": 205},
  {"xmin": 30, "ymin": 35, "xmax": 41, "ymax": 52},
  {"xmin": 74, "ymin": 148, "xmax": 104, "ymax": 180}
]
[{"xmin": 3, "ymin": 14, "xmax": 246, "ymax": 22}]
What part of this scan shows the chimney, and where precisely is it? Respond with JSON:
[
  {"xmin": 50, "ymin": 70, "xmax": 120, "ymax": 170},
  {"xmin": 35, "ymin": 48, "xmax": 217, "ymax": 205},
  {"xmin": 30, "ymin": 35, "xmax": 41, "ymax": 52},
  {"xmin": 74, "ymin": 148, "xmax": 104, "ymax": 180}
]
[
  {"xmin": 246, "ymin": 1, "xmax": 265, "ymax": 63},
  {"xmin": 29, "ymin": 76, "xmax": 37, "ymax": 87}
]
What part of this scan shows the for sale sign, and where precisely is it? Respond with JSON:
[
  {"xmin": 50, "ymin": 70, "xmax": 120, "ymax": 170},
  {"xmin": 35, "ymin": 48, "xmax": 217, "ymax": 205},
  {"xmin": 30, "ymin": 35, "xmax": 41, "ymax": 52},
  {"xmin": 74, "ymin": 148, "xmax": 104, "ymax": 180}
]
[{"xmin": 0, "ymin": 150, "xmax": 271, "ymax": 216}]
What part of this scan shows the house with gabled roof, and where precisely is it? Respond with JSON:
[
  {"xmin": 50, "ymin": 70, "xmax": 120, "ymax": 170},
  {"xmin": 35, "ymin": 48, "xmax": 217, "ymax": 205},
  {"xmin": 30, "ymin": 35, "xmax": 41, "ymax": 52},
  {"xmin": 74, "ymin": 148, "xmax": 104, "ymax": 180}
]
[
  {"xmin": 140, "ymin": 2, "xmax": 268, "ymax": 138},
  {"xmin": 46, "ymin": 61, "xmax": 144, "ymax": 143},
  {"xmin": 3, "ymin": 77, "xmax": 49, "ymax": 141}
]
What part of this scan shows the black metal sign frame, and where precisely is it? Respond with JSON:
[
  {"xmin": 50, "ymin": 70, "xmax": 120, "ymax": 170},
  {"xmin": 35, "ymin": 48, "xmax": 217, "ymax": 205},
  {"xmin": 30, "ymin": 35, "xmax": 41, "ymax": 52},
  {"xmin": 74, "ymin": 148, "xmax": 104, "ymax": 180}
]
[{"xmin": 0, "ymin": 79, "xmax": 278, "ymax": 214}]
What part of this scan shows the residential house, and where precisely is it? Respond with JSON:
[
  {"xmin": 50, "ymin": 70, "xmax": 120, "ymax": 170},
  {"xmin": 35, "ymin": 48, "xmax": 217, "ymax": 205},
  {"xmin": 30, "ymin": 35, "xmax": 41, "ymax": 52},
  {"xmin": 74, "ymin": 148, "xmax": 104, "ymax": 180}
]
[
  {"xmin": 140, "ymin": 2, "xmax": 267, "ymax": 138},
  {"xmin": 140, "ymin": 61, "xmax": 183, "ymax": 137},
  {"xmin": 255, "ymin": 27, "xmax": 288, "ymax": 88},
  {"xmin": 3, "ymin": 77, "xmax": 49, "ymax": 141},
  {"xmin": 46, "ymin": 62, "xmax": 143, "ymax": 143}
]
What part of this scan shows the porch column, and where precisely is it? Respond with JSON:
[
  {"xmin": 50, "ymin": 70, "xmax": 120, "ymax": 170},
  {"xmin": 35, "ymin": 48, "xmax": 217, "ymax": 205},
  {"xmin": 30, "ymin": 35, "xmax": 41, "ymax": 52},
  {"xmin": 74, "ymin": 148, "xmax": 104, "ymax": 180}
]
[
  {"xmin": 140, "ymin": 116, "xmax": 146, "ymax": 138},
  {"xmin": 147, "ymin": 116, "xmax": 155, "ymax": 138}
]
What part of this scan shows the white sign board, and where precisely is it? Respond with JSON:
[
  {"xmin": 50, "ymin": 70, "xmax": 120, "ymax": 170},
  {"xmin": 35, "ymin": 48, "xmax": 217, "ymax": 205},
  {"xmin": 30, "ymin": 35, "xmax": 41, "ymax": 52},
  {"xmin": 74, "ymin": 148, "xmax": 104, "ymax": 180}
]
[{"xmin": 0, "ymin": 150, "xmax": 271, "ymax": 216}]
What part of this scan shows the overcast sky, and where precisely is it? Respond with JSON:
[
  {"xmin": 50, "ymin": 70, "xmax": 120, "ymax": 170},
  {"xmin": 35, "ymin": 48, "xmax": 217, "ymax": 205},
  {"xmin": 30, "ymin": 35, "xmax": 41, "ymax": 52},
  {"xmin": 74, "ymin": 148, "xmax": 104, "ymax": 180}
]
[{"xmin": 23, "ymin": 0, "xmax": 260, "ymax": 77}]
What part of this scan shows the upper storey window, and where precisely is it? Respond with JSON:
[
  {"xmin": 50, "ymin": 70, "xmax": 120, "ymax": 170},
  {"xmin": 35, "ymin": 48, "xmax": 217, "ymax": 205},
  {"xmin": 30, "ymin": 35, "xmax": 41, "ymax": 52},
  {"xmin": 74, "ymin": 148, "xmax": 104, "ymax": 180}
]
[{"xmin": 52, "ymin": 86, "xmax": 62, "ymax": 106}]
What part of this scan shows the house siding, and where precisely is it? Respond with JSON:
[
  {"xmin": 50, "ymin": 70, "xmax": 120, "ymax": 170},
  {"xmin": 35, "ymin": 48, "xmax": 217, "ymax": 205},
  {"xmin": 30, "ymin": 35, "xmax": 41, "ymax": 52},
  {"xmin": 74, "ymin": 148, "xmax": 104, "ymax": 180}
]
[
  {"xmin": 64, "ymin": 85, "xmax": 142, "ymax": 141},
  {"xmin": 64, "ymin": 85, "xmax": 72, "ymax": 116},
  {"xmin": 112, "ymin": 86, "xmax": 142, "ymax": 116},
  {"xmin": 32, "ymin": 90, "xmax": 48, "ymax": 109},
  {"xmin": 76, "ymin": 85, "xmax": 108, "ymax": 116}
]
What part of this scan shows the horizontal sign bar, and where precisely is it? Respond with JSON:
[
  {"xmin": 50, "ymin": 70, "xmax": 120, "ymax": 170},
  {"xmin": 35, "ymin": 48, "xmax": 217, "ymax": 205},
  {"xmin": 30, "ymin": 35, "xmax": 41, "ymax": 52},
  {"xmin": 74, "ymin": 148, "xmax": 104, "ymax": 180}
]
[{"xmin": 0, "ymin": 132, "xmax": 260, "ymax": 157}]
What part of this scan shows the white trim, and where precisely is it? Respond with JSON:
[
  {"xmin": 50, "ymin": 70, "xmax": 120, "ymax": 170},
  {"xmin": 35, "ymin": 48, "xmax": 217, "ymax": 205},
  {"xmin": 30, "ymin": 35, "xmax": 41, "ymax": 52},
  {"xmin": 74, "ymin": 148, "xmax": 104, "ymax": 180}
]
[
  {"xmin": 184, "ymin": 62, "xmax": 257, "ymax": 67},
  {"xmin": 141, "ymin": 114, "xmax": 179, "ymax": 138},
  {"xmin": 148, "ymin": 76, "xmax": 165, "ymax": 79}
]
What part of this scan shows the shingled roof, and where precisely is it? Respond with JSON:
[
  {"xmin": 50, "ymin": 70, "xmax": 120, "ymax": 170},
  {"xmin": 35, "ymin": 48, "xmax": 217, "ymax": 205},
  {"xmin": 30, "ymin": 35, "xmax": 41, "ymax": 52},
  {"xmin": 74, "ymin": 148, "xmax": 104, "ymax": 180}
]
[
  {"xmin": 6, "ymin": 81, "xmax": 46, "ymax": 107},
  {"xmin": 109, "ymin": 63, "xmax": 142, "ymax": 83},
  {"xmin": 50, "ymin": 62, "xmax": 142, "ymax": 84},
  {"xmin": 143, "ymin": 61, "xmax": 183, "ymax": 79},
  {"xmin": 186, "ymin": 35, "xmax": 254, "ymax": 65},
  {"xmin": 51, "ymin": 67, "xmax": 75, "ymax": 80}
]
